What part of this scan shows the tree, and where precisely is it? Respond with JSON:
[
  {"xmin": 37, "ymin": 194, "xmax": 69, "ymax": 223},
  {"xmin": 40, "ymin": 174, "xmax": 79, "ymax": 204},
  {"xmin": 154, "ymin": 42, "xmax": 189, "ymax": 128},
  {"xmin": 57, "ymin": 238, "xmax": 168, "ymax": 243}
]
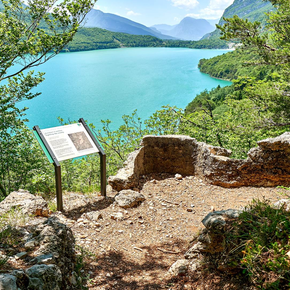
[
  {"xmin": 0, "ymin": 0, "xmax": 96, "ymax": 198},
  {"xmin": 217, "ymin": 0, "xmax": 290, "ymax": 125}
]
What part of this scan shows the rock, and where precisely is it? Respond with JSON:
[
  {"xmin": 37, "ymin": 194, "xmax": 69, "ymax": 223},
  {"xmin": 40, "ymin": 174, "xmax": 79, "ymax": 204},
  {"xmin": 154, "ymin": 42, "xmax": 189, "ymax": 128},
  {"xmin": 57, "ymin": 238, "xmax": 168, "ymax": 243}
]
[
  {"xmin": 167, "ymin": 259, "xmax": 190, "ymax": 278},
  {"xmin": 0, "ymin": 190, "xmax": 48, "ymax": 216},
  {"xmin": 81, "ymin": 211, "xmax": 103, "ymax": 221},
  {"xmin": 11, "ymin": 270, "xmax": 29, "ymax": 289},
  {"xmin": 26, "ymin": 264, "xmax": 62, "ymax": 290},
  {"xmin": 189, "ymin": 259, "xmax": 203, "ymax": 272},
  {"xmin": 24, "ymin": 238, "xmax": 39, "ymax": 249},
  {"xmin": 273, "ymin": 199, "xmax": 290, "ymax": 211},
  {"xmin": 31, "ymin": 217, "xmax": 75, "ymax": 288},
  {"xmin": 110, "ymin": 212, "xmax": 124, "ymax": 220},
  {"xmin": 15, "ymin": 251, "xmax": 28, "ymax": 260},
  {"xmin": 30, "ymin": 254, "xmax": 55, "ymax": 265},
  {"xmin": 184, "ymin": 242, "xmax": 206, "ymax": 259},
  {"xmin": 175, "ymin": 174, "xmax": 183, "ymax": 180},
  {"xmin": 202, "ymin": 209, "xmax": 241, "ymax": 231},
  {"xmin": 0, "ymin": 217, "xmax": 76, "ymax": 289},
  {"xmin": 0, "ymin": 274, "xmax": 17, "ymax": 290},
  {"xmin": 115, "ymin": 190, "xmax": 145, "ymax": 208}
]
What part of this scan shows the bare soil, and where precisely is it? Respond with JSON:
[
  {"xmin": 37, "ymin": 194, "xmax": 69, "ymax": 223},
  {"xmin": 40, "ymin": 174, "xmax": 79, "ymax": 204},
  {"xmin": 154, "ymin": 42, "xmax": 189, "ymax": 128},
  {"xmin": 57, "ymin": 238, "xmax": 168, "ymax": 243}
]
[{"xmin": 56, "ymin": 174, "xmax": 287, "ymax": 290}]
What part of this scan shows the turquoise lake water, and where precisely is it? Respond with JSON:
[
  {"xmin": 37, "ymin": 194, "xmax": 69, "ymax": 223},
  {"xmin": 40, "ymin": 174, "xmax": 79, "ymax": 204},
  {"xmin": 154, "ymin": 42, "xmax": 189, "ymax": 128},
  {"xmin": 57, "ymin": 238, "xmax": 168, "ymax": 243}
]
[{"xmin": 22, "ymin": 47, "xmax": 231, "ymax": 131}]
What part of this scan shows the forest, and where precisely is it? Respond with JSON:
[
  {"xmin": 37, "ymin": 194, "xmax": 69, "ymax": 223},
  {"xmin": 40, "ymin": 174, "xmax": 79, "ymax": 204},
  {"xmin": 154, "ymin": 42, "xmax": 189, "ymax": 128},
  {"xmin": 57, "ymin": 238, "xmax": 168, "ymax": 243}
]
[{"xmin": 65, "ymin": 27, "xmax": 229, "ymax": 52}]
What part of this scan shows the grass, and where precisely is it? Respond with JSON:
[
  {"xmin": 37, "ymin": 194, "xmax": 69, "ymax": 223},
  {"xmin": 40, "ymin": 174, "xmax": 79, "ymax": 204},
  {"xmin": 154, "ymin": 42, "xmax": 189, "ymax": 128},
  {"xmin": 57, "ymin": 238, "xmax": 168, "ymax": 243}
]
[
  {"xmin": 0, "ymin": 208, "xmax": 29, "ymax": 269},
  {"xmin": 74, "ymin": 245, "xmax": 97, "ymax": 290},
  {"xmin": 222, "ymin": 199, "xmax": 290, "ymax": 289}
]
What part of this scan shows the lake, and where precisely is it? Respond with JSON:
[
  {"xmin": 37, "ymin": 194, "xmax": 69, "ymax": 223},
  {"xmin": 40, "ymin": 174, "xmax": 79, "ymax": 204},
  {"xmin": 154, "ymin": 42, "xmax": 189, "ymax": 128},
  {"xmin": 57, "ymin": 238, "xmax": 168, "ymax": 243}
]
[{"xmin": 22, "ymin": 47, "xmax": 231, "ymax": 131}]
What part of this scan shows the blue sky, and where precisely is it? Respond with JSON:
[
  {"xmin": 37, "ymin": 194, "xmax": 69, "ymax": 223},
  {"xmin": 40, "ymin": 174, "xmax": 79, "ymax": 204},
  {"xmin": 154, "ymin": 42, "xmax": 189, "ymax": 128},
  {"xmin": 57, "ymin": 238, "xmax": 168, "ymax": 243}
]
[{"xmin": 94, "ymin": 0, "xmax": 235, "ymax": 26}]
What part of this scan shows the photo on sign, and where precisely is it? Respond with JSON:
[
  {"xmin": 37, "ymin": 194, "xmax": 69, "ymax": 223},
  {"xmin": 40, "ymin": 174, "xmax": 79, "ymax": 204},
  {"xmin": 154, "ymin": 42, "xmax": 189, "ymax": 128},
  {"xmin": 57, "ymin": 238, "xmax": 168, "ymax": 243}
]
[{"xmin": 68, "ymin": 132, "xmax": 93, "ymax": 151}]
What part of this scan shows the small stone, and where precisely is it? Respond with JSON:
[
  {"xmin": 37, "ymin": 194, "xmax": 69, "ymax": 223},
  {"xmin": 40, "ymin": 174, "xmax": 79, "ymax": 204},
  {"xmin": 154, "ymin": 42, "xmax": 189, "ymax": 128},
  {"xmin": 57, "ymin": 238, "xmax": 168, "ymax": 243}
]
[
  {"xmin": 84, "ymin": 211, "xmax": 103, "ymax": 221},
  {"xmin": 175, "ymin": 174, "xmax": 183, "ymax": 180},
  {"xmin": 187, "ymin": 208, "xmax": 193, "ymax": 212},
  {"xmin": 24, "ymin": 239, "xmax": 39, "ymax": 249},
  {"xmin": 30, "ymin": 254, "xmax": 55, "ymax": 265},
  {"xmin": 15, "ymin": 252, "xmax": 28, "ymax": 260},
  {"xmin": 115, "ymin": 190, "xmax": 145, "ymax": 208},
  {"xmin": 111, "ymin": 212, "xmax": 124, "ymax": 220},
  {"xmin": 167, "ymin": 259, "xmax": 189, "ymax": 278}
]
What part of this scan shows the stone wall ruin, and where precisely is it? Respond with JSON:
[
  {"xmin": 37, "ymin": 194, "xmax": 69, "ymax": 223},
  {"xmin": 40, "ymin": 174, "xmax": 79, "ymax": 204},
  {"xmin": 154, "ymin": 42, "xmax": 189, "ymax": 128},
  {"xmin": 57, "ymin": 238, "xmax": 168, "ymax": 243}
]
[{"xmin": 109, "ymin": 132, "xmax": 290, "ymax": 191}]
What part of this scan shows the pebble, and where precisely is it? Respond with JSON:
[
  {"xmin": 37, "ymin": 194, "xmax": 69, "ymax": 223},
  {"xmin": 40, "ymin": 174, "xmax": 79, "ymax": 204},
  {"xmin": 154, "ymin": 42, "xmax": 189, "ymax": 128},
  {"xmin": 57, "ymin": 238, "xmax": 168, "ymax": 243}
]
[{"xmin": 15, "ymin": 252, "xmax": 28, "ymax": 259}]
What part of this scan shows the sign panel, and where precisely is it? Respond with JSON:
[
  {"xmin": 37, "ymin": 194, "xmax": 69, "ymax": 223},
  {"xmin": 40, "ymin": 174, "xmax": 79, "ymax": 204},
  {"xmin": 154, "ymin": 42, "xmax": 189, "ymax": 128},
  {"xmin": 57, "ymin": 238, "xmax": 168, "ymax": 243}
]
[{"xmin": 41, "ymin": 123, "xmax": 99, "ymax": 162}]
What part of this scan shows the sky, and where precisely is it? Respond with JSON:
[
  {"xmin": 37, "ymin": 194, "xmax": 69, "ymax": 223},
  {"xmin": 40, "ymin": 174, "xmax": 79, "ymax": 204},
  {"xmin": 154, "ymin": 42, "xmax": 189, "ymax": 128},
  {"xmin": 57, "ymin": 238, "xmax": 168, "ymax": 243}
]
[{"xmin": 94, "ymin": 0, "xmax": 235, "ymax": 27}]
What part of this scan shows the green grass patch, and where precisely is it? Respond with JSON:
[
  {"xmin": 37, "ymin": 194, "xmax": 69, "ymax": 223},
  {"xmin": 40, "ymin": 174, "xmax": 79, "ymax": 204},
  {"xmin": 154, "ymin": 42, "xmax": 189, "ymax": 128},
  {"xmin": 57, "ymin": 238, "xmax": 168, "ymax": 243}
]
[{"xmin": 224, "ymin": 199, "xmax": 290, "ymax": 289}]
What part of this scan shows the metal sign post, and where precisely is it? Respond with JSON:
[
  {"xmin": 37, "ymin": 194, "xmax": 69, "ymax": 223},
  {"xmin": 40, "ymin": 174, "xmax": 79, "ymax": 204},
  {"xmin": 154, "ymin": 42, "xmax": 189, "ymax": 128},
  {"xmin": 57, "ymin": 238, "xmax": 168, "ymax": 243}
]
[
  {"xmin": 78, "ymin": 118, "xmax": 106, "ymax": 197},
  {"xmin": 33, "ymin": 119, "xmax": 106, "ymax": 211},
  {"xmin": 33, "ymin": 125, "xmax": 64, "ymax": 211}
]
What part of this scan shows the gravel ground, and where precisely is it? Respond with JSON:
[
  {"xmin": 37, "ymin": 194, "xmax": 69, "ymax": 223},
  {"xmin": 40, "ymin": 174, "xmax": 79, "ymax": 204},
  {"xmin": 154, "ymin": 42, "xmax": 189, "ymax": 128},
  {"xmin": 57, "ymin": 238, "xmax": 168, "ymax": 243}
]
[{"xmin": 53, "ymin": 174, "xmax": 287, "ymax": 289}]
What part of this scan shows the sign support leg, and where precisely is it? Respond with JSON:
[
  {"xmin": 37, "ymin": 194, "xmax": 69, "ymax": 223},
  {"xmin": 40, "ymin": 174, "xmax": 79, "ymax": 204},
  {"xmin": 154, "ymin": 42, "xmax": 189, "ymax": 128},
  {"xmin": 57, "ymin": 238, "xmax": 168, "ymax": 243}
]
[
  {"xmin": 54, "ymin": 164, "xmax": 63, "ymax": 211},
  {"xmin": 100, "ymin": 154, "xmax": 107, "ymax": 197}
]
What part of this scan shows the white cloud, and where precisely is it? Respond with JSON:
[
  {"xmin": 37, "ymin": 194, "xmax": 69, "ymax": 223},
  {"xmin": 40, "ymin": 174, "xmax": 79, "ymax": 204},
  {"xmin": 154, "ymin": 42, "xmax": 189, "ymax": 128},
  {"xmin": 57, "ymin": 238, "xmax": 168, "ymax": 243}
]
[
  {"xmin": 186, "ymin": 0, "xmax": 234, "ymax": 19},
  {"xmin": 171, "ymin": 0, "xmax": 199, "ymax": 10},
  {"xmin": 127, "ymin": 10, "xmax": 141, "ymax": 16}
]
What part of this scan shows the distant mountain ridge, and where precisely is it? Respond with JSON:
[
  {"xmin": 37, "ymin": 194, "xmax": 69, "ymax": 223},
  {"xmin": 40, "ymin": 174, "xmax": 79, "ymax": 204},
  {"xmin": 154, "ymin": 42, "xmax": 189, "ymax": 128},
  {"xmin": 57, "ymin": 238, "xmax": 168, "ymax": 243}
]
[
  {"xmin": 202, "ymin": 0, "xmax": 273, "ymax": 40},
  {"xmin": 152, "ymin": 17, "xmax": 214, "ymax": 41},
  {"xmin": 84, "ymin": 9, "xmax": 175, "ymax": 40}
]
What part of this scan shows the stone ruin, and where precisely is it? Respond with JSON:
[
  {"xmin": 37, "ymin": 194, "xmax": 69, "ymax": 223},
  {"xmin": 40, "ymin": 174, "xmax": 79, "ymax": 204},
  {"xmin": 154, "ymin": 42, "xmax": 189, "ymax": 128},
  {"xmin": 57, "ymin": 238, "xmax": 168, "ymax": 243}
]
[{"xmin": 109, "ymin": 132, "xmax": 290, "ymax": 191}]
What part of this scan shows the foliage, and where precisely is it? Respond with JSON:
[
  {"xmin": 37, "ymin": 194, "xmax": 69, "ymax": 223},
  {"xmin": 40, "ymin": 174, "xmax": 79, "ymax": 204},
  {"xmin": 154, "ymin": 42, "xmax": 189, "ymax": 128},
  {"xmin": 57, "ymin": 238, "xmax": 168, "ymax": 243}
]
[
  {"xmin": 204, "ymin": 0, "xmax": 273, "ymax": 43},
  {"xmin": 93, "ymin": 107, "xmax": 183, "ymax": 176},
  {"xmin": 75, "ymin": 245, "xmax": 96, "ymax": 289},
  {"xmin": 0, "ymin": 0, "xmax": 96, "ymax": 199},
  {"xmin": 223, "ymin": 199, "xmax": 290, "ymax": 289},
  {"xmin": 65, "ymin": 26, "xmax": 230, "ymax": 52},
  {"xmin": 198, "ymin": 48, "xmax": 277, "ymax": 81},
  {"xmin": 182, "ymin": 0, "xmax": 290, "ymax": 158},
  {"xmin": 0, "ymin": 207, "xmax": 29, "ymax": 269}
]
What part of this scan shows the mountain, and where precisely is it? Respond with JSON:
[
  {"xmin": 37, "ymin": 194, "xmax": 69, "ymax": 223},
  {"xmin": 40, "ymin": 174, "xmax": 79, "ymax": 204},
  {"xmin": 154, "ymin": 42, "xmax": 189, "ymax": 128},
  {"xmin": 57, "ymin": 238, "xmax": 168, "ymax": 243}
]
[
  {"xmin": 83, "ymin": 9, "xmax": 175, "ymax": 40},
  {"xmin": 152, "ymin": 17, "xmax": 214, "ymax": 41},
  {"xmin": 202, "ymin": 0, "xmax": 273, "ymax": 40}
]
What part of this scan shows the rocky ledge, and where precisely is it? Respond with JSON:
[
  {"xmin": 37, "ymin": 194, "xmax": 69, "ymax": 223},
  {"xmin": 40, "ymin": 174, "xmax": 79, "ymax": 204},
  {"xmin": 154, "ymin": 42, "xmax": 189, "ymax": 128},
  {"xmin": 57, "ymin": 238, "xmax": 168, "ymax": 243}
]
[{"xmin": 0, "ymin": 191, "xmax": 76, "ymax": 290}]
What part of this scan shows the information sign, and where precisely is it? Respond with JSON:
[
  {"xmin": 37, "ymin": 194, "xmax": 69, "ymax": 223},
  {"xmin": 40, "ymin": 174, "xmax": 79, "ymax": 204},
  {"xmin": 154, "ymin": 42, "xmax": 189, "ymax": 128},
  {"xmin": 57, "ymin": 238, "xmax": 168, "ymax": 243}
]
[
  {"xmin": 41, "ymin": 123, "xmax": 99, "ymax": 162},
  {"xmin": 33, "ymin": 118, "xmax": 106, "ymax": 211}
]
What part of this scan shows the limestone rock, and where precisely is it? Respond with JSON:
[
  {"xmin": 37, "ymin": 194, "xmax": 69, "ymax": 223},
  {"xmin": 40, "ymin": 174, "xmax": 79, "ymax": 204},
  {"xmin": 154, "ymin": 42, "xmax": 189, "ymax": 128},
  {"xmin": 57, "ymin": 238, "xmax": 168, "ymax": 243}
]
[
  {"xmin": 167, "ymin": 259, "xmax": 190, "ymax": 278},
  {"xmin": 81, "ymin": 211, "xmax": 103, "ymax": 221},
  {"xmin": 115, "ymin": 190, "xmax": 145, "ymax": 208},
  {"xmin": 184, "ymin": 242, "xmax": 205, "ymax": 259},
  {"xmin": 273, "ymin": 199, "xmax": 290, "ymax": 211},
  {"xmin": 189, "ymin": 259, "xmax": 203, "ymax": 272},
  {"xmin": 0, "ymin": 274, "xmax": 17, "ymax": 290},
  {"xmin": 202, "ymin": 209, "xmax": 241, "ymax": 231},
  {"xmin": 26, "ymin": 264, "xmax": 62, "ymax": 290},
  {"xmin": 0, "ymin": 190, "xmax": 48, "ymax": 216},
  {"xmin": 12, "ymin": 270, "xmax": 29, "ymax": 289},
  {"xmin": 110, "ymin": 212, "xmax": 124, "ymax": 220}
]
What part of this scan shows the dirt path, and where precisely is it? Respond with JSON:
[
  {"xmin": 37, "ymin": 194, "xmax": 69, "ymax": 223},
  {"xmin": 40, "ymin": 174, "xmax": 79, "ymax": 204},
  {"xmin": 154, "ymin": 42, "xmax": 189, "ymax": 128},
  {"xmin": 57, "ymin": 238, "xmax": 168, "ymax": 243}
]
[{"xmin": 54, "ymin": 175, "xmax": 287, "ymax": 289}]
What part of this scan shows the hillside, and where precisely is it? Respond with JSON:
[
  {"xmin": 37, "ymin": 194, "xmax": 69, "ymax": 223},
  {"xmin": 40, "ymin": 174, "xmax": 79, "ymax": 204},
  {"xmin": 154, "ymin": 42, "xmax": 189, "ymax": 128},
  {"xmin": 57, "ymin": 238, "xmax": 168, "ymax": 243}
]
[
  {"xmin": 64, "ymin": 27, "xmax": 165, "ymax": 52},
  {"xmin": 202, "ymin": 0, "xmax": 273, "ymax": 44},
  {"xmin": 83, "ymin": 9, "xmax": 174, "ymax": 40},
  {"xmin": 64, "ymin": 27, "xmax": 229, "ymax": 52}
]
